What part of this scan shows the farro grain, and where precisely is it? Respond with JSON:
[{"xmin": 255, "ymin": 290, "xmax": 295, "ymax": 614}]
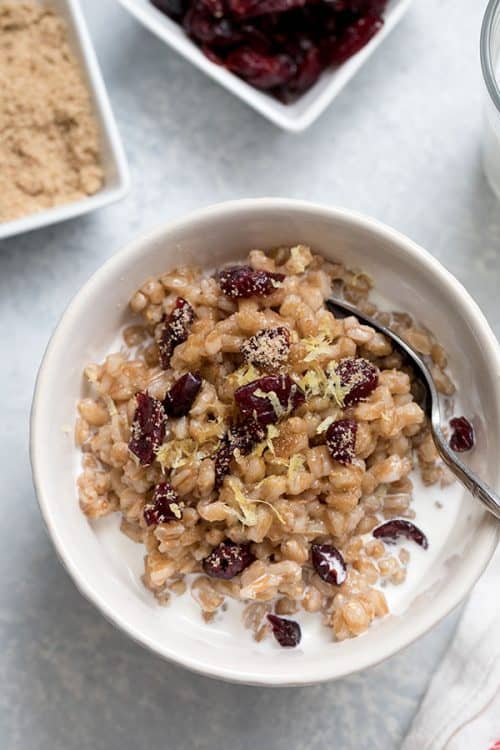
[{"xmin": 76, "ymin": 247, "xmax": 455, "ymax": 644}]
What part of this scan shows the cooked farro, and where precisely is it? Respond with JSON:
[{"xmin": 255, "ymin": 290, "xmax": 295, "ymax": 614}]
[{"xmin": 76, "ymin": 246, "xmax": 452, "ymax": 647}]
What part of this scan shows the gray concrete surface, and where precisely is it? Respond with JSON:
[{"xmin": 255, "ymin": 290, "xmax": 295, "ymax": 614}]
[{"xmin": 1, "ymin": 0, "xmax": 498, "ymax": 747}]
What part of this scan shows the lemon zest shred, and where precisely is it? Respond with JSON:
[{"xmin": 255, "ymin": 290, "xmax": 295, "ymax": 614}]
[
  {"xmin": 103, "ymin": 394, "xmax": 118, "ymax": 417},
  {"xmin": 258, "ymin": 500, "xmax": 285, "ymax": 525},
  {"xmin": 268, "ymin": 456, "xmax": 288, "ymax": 468},
  {"xmin": 252, "ymin": 441, "xmax": 266, "ymax": 458},
  {"xmin": 253, "ymin": 388, "xmax": 286, "ymax": 419},
  {"xmin": 325, "ymin": 366, "xmax": 349, "ymax": 408},
  {"xmin": 301, "ymin": 331, "xmax": 335, "ymax": 362},
  {"xmin": 304, "ymin": 345, "xmax": 334, "ymax": 363},
  {"xmin": 267, "ymin": 424, "xmax": 280, "ymax": 438},
  {"xmin": 227, "ymin": 478, "xmax": 286, "ymax": 527},
  {"xmin": 155, "ymin": 437, "xmax": 219, "ymax": 472},
  {"xmin": 227, "ymin": 478, "xmax": 257, "ymax": 526},
  {"xmin": 253, "ymin": 424, "xmax": 280, "ymax": 457},
  {"xmin": 299, "ymin": 367, "xmax": 328, "ymax": 397},
  {"xmin": 266, "ymin": 424, "xmax": 279, "ymax": 455},
  {"xmin": 316, "ymin": 415, "xmax": 336, "ymax": 434},
  {"xmin": 298, "ymin": 362, "xmax": 348, "ymax": 408},
  {"xmin": 232, "ymin": 363, "xmax": 260, "ymax": 387},
  {"xmin": 169, "ymin": 503, "xmax": 183, "ymax": 520}
]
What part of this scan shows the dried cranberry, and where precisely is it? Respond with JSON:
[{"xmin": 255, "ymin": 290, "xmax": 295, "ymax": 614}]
[
  {"xmin": 214, "ymin": 419, "xmax": 265, "ymax": 489},
  {"xmin": 334, "ymin": 357, "xmax": 379, "ymax": 407},
  {"xmin": 230, "ymin": 417, "xmax": 266, "ymax": 452},
  {"xmin": 311, "ymin": 543, "xmax": 347, "ymax": 585},
  {"xmin": 201, "ymin": 42, "xmax": 225, "ymax": 63},
  {"xmin": 151, "ymin": 0, "xmax": 189, "ymax": 19},
  {"xmin": 184, "ymin": 5, "xmax": 243, "ymax": 46},
  {"xmin": 449, "ymin": 416, "xmax": 474, "ymax": 452},
  {"xmin": 144, "ymin": 482, "xmax": 182, "ymax": 525},
  {"xmin": 129, "ymin": 392, "xmax": 166, "ymax": 465},
  {"xmin": 226, "ymin": 47, "xmax": 296, "ymax": 89},
  {"xmin": 356, "ymin": 0, "xmax": 387, "ymax": 10},
  {"xmin": 164, "ymin": 372, "xmax": 202, "ymax": 417},
  {"xmin": 267, "ymin": 614, "xmax": 301, "ymax": 648},
  {"xmin": 373, "ymin": 520, "xmax": 429, "ymax": 550},
  {"xmin": 202, "ymin": 539, "xmax": 255, "ymax": 579},
  {"xmin": 241, "ymin": 327, "xmax": 291, "ymax": 371},
  {"xmin": 228, "ymin": 0, "xmax": 308, "ymax": 18},
  {"xmin": 288, "ymin": 45, "xmax": 322, "ymax": 97},
  {"xmin": 329, "ymin": 13, "xmax": 383, "ymax": 66},
  {"xmin": 325, "ymin": 418, "xmax": 357, "ymax": 465},
  {"xmin": 235, "ymin": 374, "xmax": 305, "ymax": 426},
  {"xmin": 156, "ymin": 297, "xmax": 194, "ymax": 369},
  {"xmin": 214, "ymin": 440, "xmax": 233, "ymax": 489},
  {"xmin": 201, "ymin": 0, "xmax": 226, "ymax": 15},
  {"xmin": 218, "ymin": 265, "xmax": 285, "ymax": 298}
]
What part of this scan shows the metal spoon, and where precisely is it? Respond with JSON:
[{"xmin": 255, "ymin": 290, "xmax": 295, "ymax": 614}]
[{"xmin": 326, "ymin": 296, "xmax": 500, "ymax": 521}]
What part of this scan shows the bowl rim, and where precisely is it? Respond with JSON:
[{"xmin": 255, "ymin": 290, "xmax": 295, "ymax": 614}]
[{"xmin": 30, "ymin": 198, "xmax": 500, "ymax": 685}]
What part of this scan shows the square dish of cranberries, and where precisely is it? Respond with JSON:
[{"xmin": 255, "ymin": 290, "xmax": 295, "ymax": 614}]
[{"xmin": 115, "ymin": 0, "xmax": 413, "ymax": 130}]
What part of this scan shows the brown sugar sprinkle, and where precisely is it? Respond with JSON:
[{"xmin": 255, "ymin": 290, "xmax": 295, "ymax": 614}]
[
  {"xmin": 77, "ymin": 245, "xmax": 459, "ymax": 647},
  {"xmin": 335, "ymin": 357, "xmax": 379, "ymax": 407},
  {"xmin": 169, "ymin": 301, "xmax": 193, "ymax": 341},
  {"xmin": 0, "ymin": 1, "xmax": 104, "ymax": 222},
  {"xmin": 241, "ymin": 327, "xmax": 291, "ymax": 371},
  {"xmin": 156, "ymin": 297, "xmax": 195, "ymax": 369},
  {"xmin": 325, "ymin": 419, "xmax": 357, "ymax": 465}
]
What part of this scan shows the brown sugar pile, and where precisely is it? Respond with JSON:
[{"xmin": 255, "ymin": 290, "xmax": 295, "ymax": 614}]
[{"xmin": 0, "ymin": 1, "xmax": 104, "ymax": 222}]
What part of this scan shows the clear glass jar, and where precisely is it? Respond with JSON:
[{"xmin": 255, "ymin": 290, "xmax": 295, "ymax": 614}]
[{"xmin": 481, "ymin": 0, "xmax": 500, "ymax": 198}]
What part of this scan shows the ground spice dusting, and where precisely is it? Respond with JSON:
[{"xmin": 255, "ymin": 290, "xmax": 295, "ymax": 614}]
[
  {"xmin": 0, "ymin": 1, "xmax": 104, "ymax": 222},
  {"xmin": 241, "ymin": 327, "xmax": 291, "ymax": 371}
]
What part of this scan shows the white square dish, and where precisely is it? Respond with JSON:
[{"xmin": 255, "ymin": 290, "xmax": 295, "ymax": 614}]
[
  {"xmin": 115, "ymin": 0, "xmax": 413, "ymax": 132},
  {"xmin": 0, "ymin": 0, "xmax": 130, "ymax": 242}
]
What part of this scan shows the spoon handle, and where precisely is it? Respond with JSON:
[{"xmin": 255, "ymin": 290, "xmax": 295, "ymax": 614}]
[{"xmin": 431, "ymin": 425, "xmax": 500, "ymax": 520}]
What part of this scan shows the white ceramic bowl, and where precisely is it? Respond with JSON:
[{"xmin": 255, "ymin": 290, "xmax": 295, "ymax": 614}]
[
  {"xmin": 0, "ymin": 0, "xmax": 129, "ymax": 241},
  {"xmin": 31, "ymin": 199, "xmax": 500, "ymax": 686},
  {"xmin": 115, "ymin": 0, "xmax": 412, "ymax": 132}
]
